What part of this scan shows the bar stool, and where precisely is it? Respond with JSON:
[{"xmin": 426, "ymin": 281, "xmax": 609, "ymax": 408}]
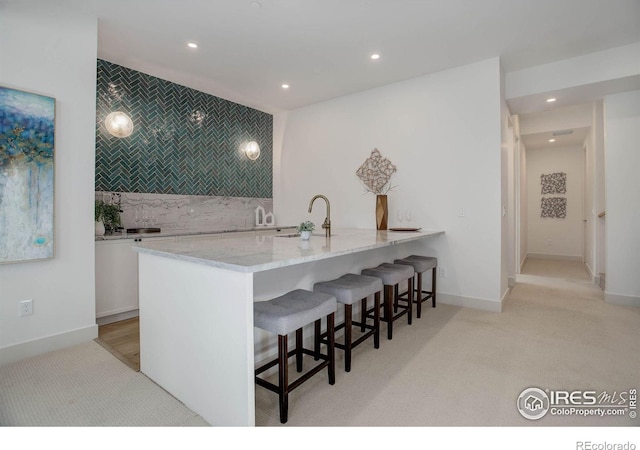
[
  {"xmin": 254, "ymin": 289, "xmax": 337, "ymax": 424},
  {"xmin": 361, "ymin": 263, "xmax": 414, "ymax": 340},
  {"xmin": 313, "ymin": 274, "xmax": 383, "ymax": 372},
  {"xmin": 394, "ymin": 255, "xmax": 438, "ymax": 318}
]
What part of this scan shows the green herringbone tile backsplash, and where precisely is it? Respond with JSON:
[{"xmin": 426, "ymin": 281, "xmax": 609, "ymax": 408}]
[{"xmin": 95, "ymin": 59, "xmax": 272, "ymax": 198}]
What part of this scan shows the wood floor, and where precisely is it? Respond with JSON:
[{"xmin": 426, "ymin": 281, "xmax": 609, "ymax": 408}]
[{"xmin": 95, "ymin": 317, "xmax": 140, "ymax": 371}]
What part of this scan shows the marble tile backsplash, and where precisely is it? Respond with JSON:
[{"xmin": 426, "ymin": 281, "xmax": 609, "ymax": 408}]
[{"xmin": 96, "ymin": 191, "xmax": 274, "ymax": 234}]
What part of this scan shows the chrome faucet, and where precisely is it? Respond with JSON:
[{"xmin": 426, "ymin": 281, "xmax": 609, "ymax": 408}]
[{"xmin": 308, "ymin": 194, "xmax": 331, "ymax": 238}]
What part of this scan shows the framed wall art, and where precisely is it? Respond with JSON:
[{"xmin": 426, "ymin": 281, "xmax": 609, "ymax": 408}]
[
  {"xmin": 541, "ymin": 197, "xmax": 567, "ymax": 219},
  {"xmin": 0, "ymin": 86, "xmax": 55, "ymax": 264},
  {"xmin": 541, "ymin": 172, "xmax": 566, "ymax": 194}
]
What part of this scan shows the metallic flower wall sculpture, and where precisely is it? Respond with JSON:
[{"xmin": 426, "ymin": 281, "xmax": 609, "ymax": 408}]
[{"xmin": 356, "ymin": 148, "xmax": 397, "ymax": 195}]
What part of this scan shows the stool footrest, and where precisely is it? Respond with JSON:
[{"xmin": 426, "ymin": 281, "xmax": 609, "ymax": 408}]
[
  {"xmin": 255, "ymin": 348, "xmax": 331, "ymax": 394},
  {"xmin": 365, "ymin": 303, "xmax": 409, "ymax": 323},
  {"xmin": 397, "ymin": 289, "xmax": 434, "ymax": 301},
  {"xmin": 318, "ymin": 324, "xmax": 376, "ymax": 351}
]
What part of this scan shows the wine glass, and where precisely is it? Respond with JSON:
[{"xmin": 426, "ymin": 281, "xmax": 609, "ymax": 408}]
[
  {"xmin": 405, "ymin": 209, "xmax": 412, "ymax": 225},
  {"xmin": 397, "ymin": 209, "xmax": 404, "ymax": 226}
]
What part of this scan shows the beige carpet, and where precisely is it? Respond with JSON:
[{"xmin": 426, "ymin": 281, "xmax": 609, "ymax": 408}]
[
  {"xmin": 0, "ymin": 339, "xmax": 207, "ymax": 426},
  {"xmin": 255, "ymin": 259, "xmax": 640, "ymax": 426},
  {"xmin": 1, "ymin": 259, "xmax": 638, "ymax": 429}
]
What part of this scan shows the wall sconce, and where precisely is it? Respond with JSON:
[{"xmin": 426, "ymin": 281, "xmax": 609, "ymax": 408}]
[
  {"xmin": 105, "ymin": 111, "xmax": 134, "ymax": 138},
  {"xmin": 243, "ymin": 141, "xmax": 260, "ymax": 160}
]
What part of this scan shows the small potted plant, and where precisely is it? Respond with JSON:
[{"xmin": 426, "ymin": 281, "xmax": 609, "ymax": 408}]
[
  {"xmin": 95, "ymin": 199, "xmax": 122, "ymax": 235},
  {"xmin": 297, "ymin": 220, "xmax": 315, "ymax": 240}
]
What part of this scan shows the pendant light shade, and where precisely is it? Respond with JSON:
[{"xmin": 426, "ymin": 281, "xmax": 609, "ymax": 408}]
[
  {"xmin": 243, "ymin": 141, "xmax": 260, "ymax": 160},
  {"xmin": 105, "ymin": 111, "xmax": 134, "ymax": 138}
]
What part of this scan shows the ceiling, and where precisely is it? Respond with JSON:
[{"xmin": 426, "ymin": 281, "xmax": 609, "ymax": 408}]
[
  {"xmin": 521, "ymin": 127, "xmax": 590, "ymax": 150},
  {"xmin": 47, "ymin": 0, "xmax": 640, "ymax": 113}
]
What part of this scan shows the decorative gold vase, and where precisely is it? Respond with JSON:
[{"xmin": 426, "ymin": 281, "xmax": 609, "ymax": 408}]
[{"xmin": 376, "ymin": 194, "xmax": 388, "ymax": 230}]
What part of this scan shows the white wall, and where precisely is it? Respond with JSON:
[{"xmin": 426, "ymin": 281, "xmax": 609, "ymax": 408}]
[
  {"xmin": 583, "ymin": 113, "xmax": 595, "ymax": 278},
  {"xmin": 603, "ymin": 90, "xmax": 640, "ymax": 306},
  {"xmin": 593, "ymin": 101, "xmax": 606, "ymax": 277},
  {"xmin": 274, "ymin": 58, "xmax": 504, "ymax": 310},
  {"xmin": 526, "ymin": 146, "xmax": 584, "ymax": 259},
  {"xmin": 500, "ymin": 65, "xmax": 513, "ymax": 296},
  {"xmin": 519, "ymin": 140, "xmax": 528, "ymax": 268},
  {"xmin": 0, "ymin": 3, "xmax": 98, "ymax": 364}
]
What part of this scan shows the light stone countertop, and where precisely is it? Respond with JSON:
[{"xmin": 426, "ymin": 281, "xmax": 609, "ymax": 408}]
[
  {"xmin": 95, "ymin": 225, "xmax": 296, "ymax": 241},
  {"xmin": 133, "ymin": 228, "xmax": 444, "ymax": 273}
]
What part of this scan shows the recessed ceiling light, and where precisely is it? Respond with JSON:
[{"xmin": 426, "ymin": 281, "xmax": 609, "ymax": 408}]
[
  {"xmin": 187, "ymin": 42, "xmax": 198, "ymax": 49},
  {"xmin": 549, "ymin": 138, "xmax": 556, "ymax": 143},
  {"xmin": 546, "ymin": 98, "xmax": 556, "ymax": 103},
  {"xmin": 370, "ymin": 54, "xmax": 380, "ymax": 60},
  {"xmin": 281, "ymin": 84, "xmax": 289, "ymax": 89}
]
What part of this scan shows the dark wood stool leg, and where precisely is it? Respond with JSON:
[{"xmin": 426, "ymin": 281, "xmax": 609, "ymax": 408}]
[
  {"xmin": 373, "ymin": 291, "xmax": 381, "ymax": 349},
  {"xmin": 407, "ymin": 277, "xmax": 413, "ymax": 325},
  {"xmin": 432, "ymin": 267, "xmax": 437, "ymax": 307},
  {"xmin": 344, "ymin": 304, "xmax": 353, "ymax": 372},
  {"xmin": 393, "ymin": 285, "xmax": 399, "ymax": 313},
  {"xmin": 296, "ymin": 328, "xmax": 303, "ymax": 372},
  {"xmin": 327, "ymin": 312, "xmax": 336, "ymax": 385},
  {"xmin": 416, "ymin": 272, "xmax": 423, "ymax": 318},
  {"xmin": 360, "ymin": 298, "xmax": 367, "ymax": 332},
  {"xmin": 314, "ymin": 319, "xmax": 321, "ymax": 360},
  {"xmin": 278, "ymin": 334, "xmax": 289, "ymax": 424},
  {"xmin": 385, "ymin": 284, "xmax": 393, "ymax": 340}
]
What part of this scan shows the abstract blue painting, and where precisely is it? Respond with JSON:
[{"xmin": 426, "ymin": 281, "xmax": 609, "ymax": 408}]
[{"xmin": 0, "ymin": 86, "xmax": 55, "ymax": 264}]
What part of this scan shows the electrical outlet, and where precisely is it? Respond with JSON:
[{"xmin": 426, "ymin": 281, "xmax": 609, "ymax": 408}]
[
  {"xmin": 19, "ymin": 299, "xmax": 33, "ymax": 317},
  {"xmin": 547, "ymin": 239, "xmax": 553, "ymax": 247},
  {"xmin": 438, "ymin": 267, "xmax": 447, "ymax": 278}
]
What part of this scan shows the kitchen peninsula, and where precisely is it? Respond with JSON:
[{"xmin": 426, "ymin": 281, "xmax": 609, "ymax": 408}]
[{"xmin": 134, "ymin": 228, "xmax": 444, "ymax": 426}]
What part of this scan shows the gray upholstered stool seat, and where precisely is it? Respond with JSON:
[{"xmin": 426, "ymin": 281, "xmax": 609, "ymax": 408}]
[
  {"xmin": 314, "ymin": 274, "xmax": 383, "ymax": 371},
  {"xmin": 394, "ymin": 255, "xmax": 438, "ymax": 318},
  {"xmin": 361, "ymin": 263, "xmax": 414, "ymax": 340},
  {"xmin": 254, "ymin": 289, "xmax": 337, "ymax": 424},
  {"xmin": 395, "ymin": 255, "xmax": 437, "ymax": 274},
  {"xmin": 362, "ymin": 263, "xmax": 413, "ymax": 286},
  {"xmin": 254, "ymin": 289, "xmax": 338, "ymax": 336}
]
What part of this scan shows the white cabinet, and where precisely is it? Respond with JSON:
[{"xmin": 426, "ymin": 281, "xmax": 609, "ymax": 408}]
[
  {"xmin": 95, "ymin": 239, "xmax": 138, "ymax": 323},
  {"xmin": 95, "ymin": 229, "xmax": 295, "ymax": 324},
  {"xmin": 95, "ymin": 235, "xmax": 175, "ymax": 324}
]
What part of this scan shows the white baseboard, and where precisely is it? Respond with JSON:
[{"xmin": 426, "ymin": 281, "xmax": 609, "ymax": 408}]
[
  {"xmin": 605, "ymin": 292, "xmax": 640, "ymax": 307},
  {"xmin": 584, "ymin": 263, "xmax": 600, "ymax": 285},
  {"xmin": 96, "ymin": 306, "xmax": 138, "ymax": 319},
  {"xmin": 520, "ymin": 254, "xmax": 528, "ymax": 272},
  {"xmin": 527, "ymin": 253, "xmax": 583, "ymax": 261},
  {"xmin": 508, "ymin": 277, "xmax": 516, "ymax": 288},
  {"xmin": 437, "ymin": 293, "xmax": 503, "ymax": 313},
  {"xmin": 0, "ymin": 325, "xmax": 98, "ymax": 367},
  {"xmin": 96, "ymin": 309, "xmax": 139, "ymax": 325}
]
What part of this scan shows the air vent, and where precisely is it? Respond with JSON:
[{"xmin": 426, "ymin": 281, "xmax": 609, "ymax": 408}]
[{"xmin": 552, "ymin": 129, "xmax": 573, "ymax": 136}]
